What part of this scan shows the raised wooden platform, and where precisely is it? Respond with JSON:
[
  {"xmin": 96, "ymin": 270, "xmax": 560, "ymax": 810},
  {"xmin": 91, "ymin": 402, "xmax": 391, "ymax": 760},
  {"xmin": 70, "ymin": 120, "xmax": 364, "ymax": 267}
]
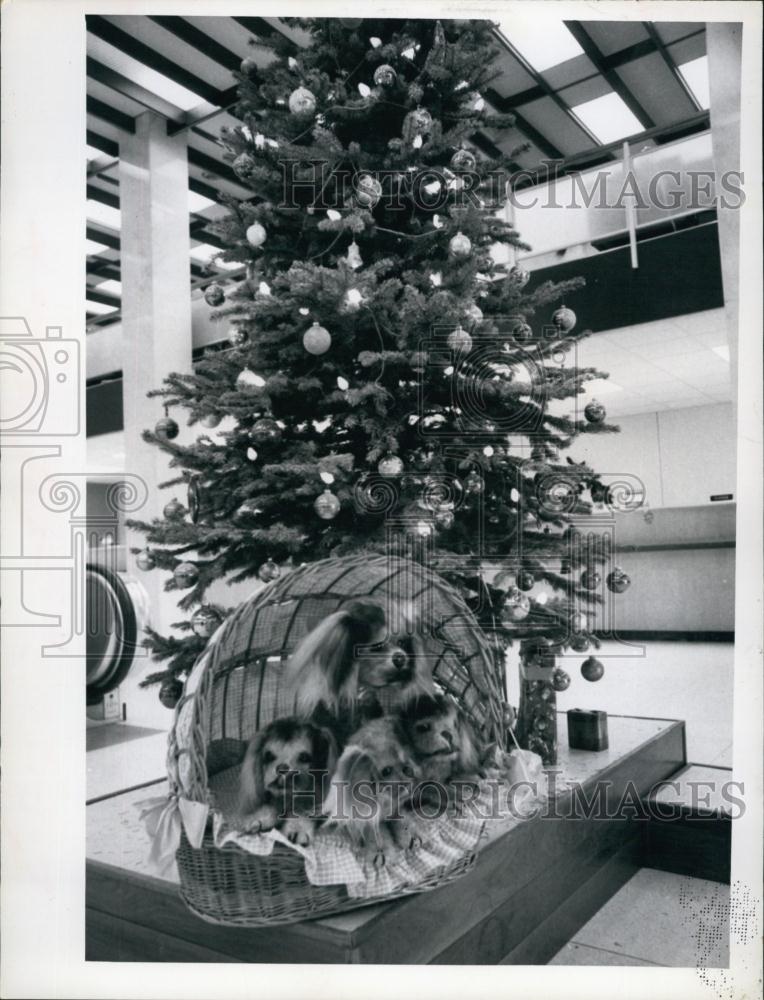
[{"xmin": 86, "ymin": 714, "xmax": 686, "ymax": 964}]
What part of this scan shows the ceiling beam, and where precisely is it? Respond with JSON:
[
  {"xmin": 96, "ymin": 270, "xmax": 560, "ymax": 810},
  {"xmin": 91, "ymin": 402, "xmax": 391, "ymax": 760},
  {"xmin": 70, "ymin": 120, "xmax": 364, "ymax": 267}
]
[
  {"xmin": 87, "ymin": 183, "xmax": 120, "ymax": 209},
  {"xmin": 87, "ymin": 129, "xmax": 119, "ymax": 156},
  {"xmin": 87, "ymin": 224, "xmax": 121, "ymax": 251},
  {"xmin": 642, "ymin": 22, "xmax": 703, "ymax": 113},
  {"xmin": 87, "ymin": 95, "xmax": 135, "ymax": 133},
  {"xmin": 148, "ymin": 16, "xmax": 243, "ymax": 71},
  {"xmin": 564, "ymin": 22, "xmax": 656, "ymax": 130},
  {"xmin": 88, "ymin": 57, "xmax": 184, "ymax": 122},
  {"xmin": 86, "ymin": 288, "xmax": 121, "ymax": 308}
]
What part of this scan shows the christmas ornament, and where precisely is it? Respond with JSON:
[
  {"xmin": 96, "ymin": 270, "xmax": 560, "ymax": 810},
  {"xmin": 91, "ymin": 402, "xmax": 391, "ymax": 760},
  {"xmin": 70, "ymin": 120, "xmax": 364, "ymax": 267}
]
[
  {"xmin": 447, "ymin": 326, "xmax": 473, "ymax": 354},
  {"xmin": 464, "ymin": 470, "xmax": 484, "ymax": 494},
  {"xmin": 581, "ymin": 656, "xmax": 605, "ymax": 682},
  {"xmin": 465, "ymin": 302, "xmax": 483, "ymax": 324},
  {"xmin": 246, "ymin": 222, "xmax": 267, "ymax": 247},
  {"xmin": 232, "ymin": 152, "xmax": 256, "ymax": 182},
  {"xmin": 373, "ymin": 64, "xmax": 397, "ymax": 87},
  {"xmin": 606, "ymin": 567, "xmax": 631, "ymax": 594},
  {"xmin": 569, "ymin": 634, "xmax": 590, "ymax": 653},
  {"xmin": 163, "ymin": 498, "xmax": 184, "ymax": 520},
  {"xmin": 449, "ymin": 231, "xmax": 472, "ymax": 257},
  {"xmin": 314, "ymin": 489, "xmax": 340, "ymax": 520},
  {"xmin": 159, "ymin": 678, "xmax": 183, "ymax": 709},
  {"xmin": 516, "ymin": 570, "xmax": 535, "ymax": 591},
  {"xmin": 450, "ymin": 148, "xmax": 476, "ymax": 171},
  {"xmin": 344, "ymin": 288, "xmax": 363, "ymax": 312},
  {"xmin": 584, "ymin": 399, "xmax": 607, "ymax": 424},
  {"xmin": 370, "ymin": 37, "xmax": 382, "ymax": 48},
  {"xmin": 580, "ymin": 568, "xmax": 601, "ymax": 590},
  {"xmin": 337, "ymin": 376, "xmax": 349, "ymax": 391},
  {"xmin": 570, "ymin": 610, "xmax": 588, "ymax": 632},
  {"xmin": 503, "ymin": 587, "xmax": 531, "ymax": 622},
  {"xmin": 552, "ymin": 668, "xmax": 571, "ymax": 692},
  {"xmin": 303, "ymin": 321, "xmax": 332, "ymax": 355},
  {"xmin": 378, "ymin": 455, "xmax": 404, "ymax": 477},
  {"xmin": 251, "ymin": 417, "xmax": 281, "ymax": 444},
  {"xmin": 155, "ymin": 411, "xmax": 179, "ymax": 440},
  {"xmin": 357, "ymin": 83, "xmax": 372, "ymax": 98},
  {"xmin": 187, "ymin": 478, "xmax": 201, "ymax": 524},
  {"xmin": 288, "ymin": 86, "xmax": 317, "ymax": 115},
  {"xmin": 229, "ymin": 326, "xmax": 249, "ymax": 347},
  {"xmin": 346, "ymin": 240, "xmax": 363, "ymax": 270},
  {"xmin": 508, "ymin": 265, "xmax": 530, "ymax": 289},
  {"xmin": 246, "ymin": 446, "xmax": 258, "ymax": 461},
  {"xmin": 200, "ymin": 413, "xmax": 221, "ymax": 429},
  {"xmin": 203, "ymin": 283, "xmax": 225, "ymax": 307},
  {"xmin": 240, "ymin": 56, "xmax": 258, "ymax": 76},
  {"xmin": 511, "ymin": 319, "xmax": 533, "ymax": 343},
  {"xmin": 355, "ymin": 173, "xmax": 383, "ymax": 208},
  {"xmin": 258, "ymin": 559, "xmax": 280, "ymax": 582},
  {"xmin": 237, "ymin": 368, "xmax": 266, "ymax": 388},
  {"xmin": 552, "ymin": 306, "xmax": 576, "ymax": 332},
  {"xmin": 136, "ymin": 549, "xmax": 155, "ymax": 571},
  {"xmin": 173, "ymin": 561, "xmax": 199, "ymax": 589},
  {"xmin": 191, "ymin": 605, "xmax": 223, "ymax": 638},
  {"xmin": 434, "ymin": 508, "xmax": 455, "ymax": 529}
]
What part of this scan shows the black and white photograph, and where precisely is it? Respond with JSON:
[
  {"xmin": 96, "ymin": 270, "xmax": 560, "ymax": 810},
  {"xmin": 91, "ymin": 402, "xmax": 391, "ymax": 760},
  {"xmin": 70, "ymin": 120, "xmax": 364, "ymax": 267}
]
[{"xmin": 1, "ymin": 3, "xmax": 762, "ymax": 998}]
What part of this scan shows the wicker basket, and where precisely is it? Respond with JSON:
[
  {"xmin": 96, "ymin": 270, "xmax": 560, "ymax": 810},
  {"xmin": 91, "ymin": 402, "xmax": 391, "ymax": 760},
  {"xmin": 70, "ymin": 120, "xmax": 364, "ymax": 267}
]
[{"xmin": 167, "ymin": 553, "xmax": 510, "ymax": 926}]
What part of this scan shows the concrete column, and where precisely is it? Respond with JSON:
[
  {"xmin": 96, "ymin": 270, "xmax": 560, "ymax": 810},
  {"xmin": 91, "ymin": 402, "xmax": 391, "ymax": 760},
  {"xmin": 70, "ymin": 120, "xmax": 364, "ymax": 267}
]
[
  {"xmin": 120, "ymin": 111, "xmax": 193, "ymax": 728},
  {"xmin": 707, "ymin": 23, "xmax": 742, "ymax": 410}
]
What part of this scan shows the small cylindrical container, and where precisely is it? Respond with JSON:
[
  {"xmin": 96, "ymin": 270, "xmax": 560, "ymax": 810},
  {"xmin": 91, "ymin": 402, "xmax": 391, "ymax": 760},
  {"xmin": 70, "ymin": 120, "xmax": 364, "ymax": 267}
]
[{"xmin": 567, "ymin": 709, "xmax": 609, "ymax": 752}]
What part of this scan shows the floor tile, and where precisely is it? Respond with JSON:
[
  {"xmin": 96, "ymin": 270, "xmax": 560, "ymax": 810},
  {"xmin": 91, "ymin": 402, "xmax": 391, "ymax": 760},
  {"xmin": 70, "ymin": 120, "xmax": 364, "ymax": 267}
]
[
  {"xmin": 571, "ymin": 868, "xmax": 730, "ymax": 967},
  {"xmin": 548, "ymin": 941, "xmax": 663, "ymax": 966}
]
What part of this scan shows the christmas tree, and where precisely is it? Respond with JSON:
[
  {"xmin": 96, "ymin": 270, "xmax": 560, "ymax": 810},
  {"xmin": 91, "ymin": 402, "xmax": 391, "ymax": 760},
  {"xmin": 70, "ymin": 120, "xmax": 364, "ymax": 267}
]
[{"xmin": 128, "ymin": 18, "xmax": 628, "ymax": 762}]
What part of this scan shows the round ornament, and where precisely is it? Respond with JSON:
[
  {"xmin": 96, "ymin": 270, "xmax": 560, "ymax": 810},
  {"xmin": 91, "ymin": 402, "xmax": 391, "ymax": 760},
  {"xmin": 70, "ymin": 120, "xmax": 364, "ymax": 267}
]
[
  {"xmin": 191, "ymin": 605, "xmax": 223, "ymax": 638},
  {"xmin": 516, "ymin": 570, "xmax": 535, "ymax": 592},
  {"xmin": 449, "ymin": 231, "xmax": 472, "ymax": 257},
  {"xmin": 163, "ymin": 498, "xmax": 184, "ymax": 520},
  {"xmin": 159, "ymin": 678, "xmax": 183, "ymax": 709},
  {"xmin": 288, "ymin": 86, "xmax": 317, "ymax": 116},
  {"xmin": 314, "ymin": 488, "xmax": 340, "ymax": 520},
  {"xmin": 552, "ymin": 668, "xmax": 571, "ymax": 692},
  {"xmin": 447, "ymin": 326, "xmax": 473, "ymax": 354},
  {"xmin": 465, "ymin": 302, "xmax": 483, "ymax": 324},
  {"xmin": 240, "ymin": 56, "xmax": 258, "ymax": 77},
  {"xmin": 408, "ymin": 107, "xmax": 432, "ymax": 133},
  {"xmin": 569, "ymin": 633, "xmax": 590, "ymax": 653},
  {"xmin": 203, "ymin": 283, "xmax": 225, "ymax": 307},
  {"xmin": 200, "ymin": 413, "xmax": 222, "ymax": 429},
  {"xmin": 155, "ymin": 416, "xmax": 179, "ymax": 441},
  {"xmin": 508, "ymin": 265, "xmax": 530, "ymax": 289},
  {"xmin": 303, "ymin": 321, "xmax": 332, "ymax": 355},
  {"xmin": 509, "ymin": 319, "xmax": 533, "ymax": 343},
  {"xmin": 187, "ymin": 478, "xmax": 201, "ymax": 524},
  {"xmin": 229, "ymin": 326, "xmax": 249, "ymax": 347},
  {"xmin": 378, "ymin": 455, "xmax": 404, "ymax": 477},
  {"xmin": 464, "ymin": 469, "xmax": 484, "ymax": 494},
  {"xmin": 434, "ymin": 508, "xmax": 455, "ymax": 529},
  {"xmin": 251, "ymin": 417, "xmax": 282, "ymax": 444},
  {"xmin": 584, "ymin": 399, "xmax": 607, "ymax": 424},
  {"xmin": 355, "ymin": 173, "xmax": 383, "ymax": 208},
  {"xmin": 606, "ymin": 567, "xmax": 631, "ymax": 594},
  {"xmin": 581, "ymin": 656, "xmax": 605, "ymax": 682},
  {"xmin": 173, "ymin": 561, "xmax": 199, "ymax": 589},
  {"xmin": 136, "ymin": 549, "xmax": 155, "ymax": 571},
  {"xmin": 232, "ymin": 152, "xmax": 256, "ymax": 182},
  {"xmin": 552, "ymin": 306, "xmax": 576, "ymax": 333},
  {"xmin": 503, "ymin": 587, "xmax": 531, "ymax": 622},
  {"xmin": 580, "ymin": 568, "xmax": 601, "ymax": 590},
  {"xmin": 373, "ymin": 64, "xmax": 397, "ymax": 87},
  {"xmin": 258, "ymin": 559, "xmax": 280, "ymax": 582},
  {"xmin": 246, "ymin": 222, "xmax": 267, "ymax": 248},
  {"xmin": 450, "ymin": 148, "xmax": 477, "ymax": 171}
]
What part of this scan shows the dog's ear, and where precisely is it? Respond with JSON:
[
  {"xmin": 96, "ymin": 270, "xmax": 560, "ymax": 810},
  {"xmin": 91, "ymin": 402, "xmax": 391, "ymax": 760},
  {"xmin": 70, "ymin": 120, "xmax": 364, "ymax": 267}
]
[
  {"xmin": 288, "ymin": 610, "xmax": 362, "ymax": 714},
  {"xmin": 315, "ymin": 726, "xmax": 339, "ymax": 775},
  {"xmin": 406, "ymin": 632, "xmax": 435, "ymax": 697},
  {"xmin": 322, "ymin": 743, "xmax": 375, "ymax": 820},
  {"xmin": 456, "ymin": 711, "xmax": 481, "ymax": 773},
  {"xmin": 237, "ymin": 730, "xmax": 268, "ymax": 816}
]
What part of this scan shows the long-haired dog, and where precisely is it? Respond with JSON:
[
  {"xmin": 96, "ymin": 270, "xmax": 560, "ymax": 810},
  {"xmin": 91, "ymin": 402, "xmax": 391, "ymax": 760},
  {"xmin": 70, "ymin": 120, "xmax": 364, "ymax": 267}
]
[
  {"xmin": 396, "ymin": 693, "xmax": 483, "ymax": 808},
  {"xmin": 237, "ymin": 717, "xmax": 337, "ymax": 845},
  {"xmin": 322, "ymin": 717, "xmax": 422, "ymax": 864},
  {"xmin": 287, "ymin": 597, "xmax": 433, "ymax": 739}
]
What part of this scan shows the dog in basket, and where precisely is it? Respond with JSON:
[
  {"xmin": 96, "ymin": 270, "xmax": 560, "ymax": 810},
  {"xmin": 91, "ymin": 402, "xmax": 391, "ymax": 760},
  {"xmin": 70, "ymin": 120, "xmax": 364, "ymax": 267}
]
[
  {"xmin": 287, "ymin": 597, "xmax": 433, "ymax": 742},
  {"xmin": 397, "ymin": 692, "xmax": 483, "ymax": 794},
  {"xmin": 237, "ymin": 717, "xmax": 337, "ymax": 846},
  {"xmin": 322, "ymin": 716, "xmax": 424, "ymax": 865}
]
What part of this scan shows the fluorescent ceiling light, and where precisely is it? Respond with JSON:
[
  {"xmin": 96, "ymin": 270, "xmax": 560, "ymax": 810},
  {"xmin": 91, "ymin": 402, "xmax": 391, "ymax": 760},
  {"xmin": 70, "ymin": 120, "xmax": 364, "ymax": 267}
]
[
  {"xmin": 86, "ymin": 299, "xmax": 118, "ymax": 316},
  {"xmin": 190, "ymin": 243, "xmax": 242, "ymax": 270},
  {"xmin": 88, "ymin": 34, "xmax": 204, "ymax": 113},
  {"xmin": 571, "ymin": 92, "xmax": 643, "ymax": 144},
  {"xmin": 96, "ymin": 279, "xmax": 122, "ymax": 296},
  {"xmin": 497, "ymin": 19, "xmax": 583, "ymax": 71},
  {"xmin": 711, "ymin": 344, "xmax": 730, "ymax": 362},
  {"xmin": 678, "ymin": 56, "xmax": 710, "ymax": 110},
  {"xmin": 87, "ymin": 198, "xmax": 121, "ymax": 230},
  {"xmin": 188, "ymin": 191, "xmax": 216, "ymax": 213},
  {"xmin": 86, "ymin": 238, "xmax": 110, "ymax": 255}
]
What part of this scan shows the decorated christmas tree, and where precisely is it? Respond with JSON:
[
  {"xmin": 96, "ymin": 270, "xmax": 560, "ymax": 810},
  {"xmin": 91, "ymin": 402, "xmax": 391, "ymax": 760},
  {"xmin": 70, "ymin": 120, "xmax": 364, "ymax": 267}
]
[{"xmin": 128, "ymin": 17, "xmax": 629, "ymax": 763}]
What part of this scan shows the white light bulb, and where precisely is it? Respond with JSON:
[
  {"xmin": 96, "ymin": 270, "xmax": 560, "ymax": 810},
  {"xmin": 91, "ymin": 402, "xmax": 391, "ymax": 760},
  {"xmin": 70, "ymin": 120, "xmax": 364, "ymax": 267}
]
[
  {"xmin": 345, "ymin": 288, "xmax": 362, "ymax": 307},
  {"xmin": 429, "ymin": 272, "xmax": 442, "ymax": 286},
  {"xmin": 320, "ymin": 471, "xmax": 335, "ymax": 484},
  {"xmin": 536, "ymin": 592, "xmax": 548, "ymax": 605},
  {"xmin": 483, "ymin": 446, "xmax": 494, "ymax": 456},
  {"xmin": 327, "ymin": 209, "xmax": 341, "ymax": 221},
  {"xmin": 337, "ymin": 376, "xmax": 349, "ymax": 390},
  {"xmin": 299, "ymin": 307, "xmax": 310, "ymax": 315},
  {"xmin": 258, "ymin": 281, "xmax": 271, "ymax": 296}
]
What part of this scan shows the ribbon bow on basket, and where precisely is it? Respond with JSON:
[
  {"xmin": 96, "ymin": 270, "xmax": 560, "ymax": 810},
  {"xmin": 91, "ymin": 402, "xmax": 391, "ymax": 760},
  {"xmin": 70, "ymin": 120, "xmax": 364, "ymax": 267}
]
[{"xmin": 137, "ymin": 791, "xmax": 210, "ymax": 877}]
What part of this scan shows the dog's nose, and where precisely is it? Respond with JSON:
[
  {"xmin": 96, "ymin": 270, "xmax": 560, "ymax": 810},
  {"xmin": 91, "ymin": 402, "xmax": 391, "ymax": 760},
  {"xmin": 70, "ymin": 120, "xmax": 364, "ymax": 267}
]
[
  {"xmin": 392, "ymin": 651, "xmax": 407, "ymax": 670},
  {"xmin": 276, "ymin": 763, "xmax": 290, "ymax": 774},
  {"xmin": 441, "ymin": 730, "xmax": 453, "ymax": 745}
]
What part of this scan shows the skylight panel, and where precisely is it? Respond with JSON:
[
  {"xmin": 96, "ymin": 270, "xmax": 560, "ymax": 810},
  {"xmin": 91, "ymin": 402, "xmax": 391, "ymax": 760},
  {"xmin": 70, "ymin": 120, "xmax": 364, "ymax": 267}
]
[
  {"xmin": 497, "ymin": 19, "xmax": 583, "ymax": 72},
  {"xmin": 678, "ymin": 56, "xmax": 710, "ymax": 110},
  {"xmin": 570, "ymin": 92, "xmax": 643, "ymax": 144}
]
